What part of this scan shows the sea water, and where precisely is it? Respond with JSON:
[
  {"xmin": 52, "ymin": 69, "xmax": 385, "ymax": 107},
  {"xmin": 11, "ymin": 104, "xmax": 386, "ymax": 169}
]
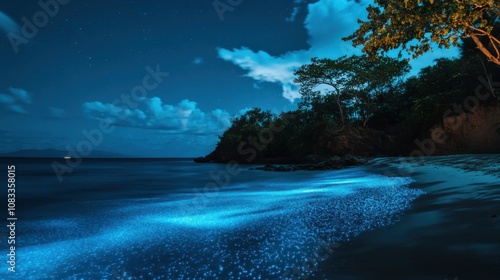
[{"xmin": 0, "ymin": 158, "xmax": 424, "ymax": 279}]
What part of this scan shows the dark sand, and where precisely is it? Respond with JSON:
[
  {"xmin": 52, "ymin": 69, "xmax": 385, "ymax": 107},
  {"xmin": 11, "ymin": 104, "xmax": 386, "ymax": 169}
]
[{"xmin": 322, "ymin": 154, "xmax": 500, "ymax": 280}]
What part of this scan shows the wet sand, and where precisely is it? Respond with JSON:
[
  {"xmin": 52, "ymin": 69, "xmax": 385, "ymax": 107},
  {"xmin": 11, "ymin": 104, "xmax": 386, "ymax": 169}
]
[{"xmin": 323, "ymin": 154, "xmax": 500, "ymax": 280}]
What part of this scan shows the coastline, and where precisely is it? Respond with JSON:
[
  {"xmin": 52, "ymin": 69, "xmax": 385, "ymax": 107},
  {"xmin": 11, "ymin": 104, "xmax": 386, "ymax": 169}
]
[
  {"xmin": 322, "ymin": 154, "xmax": 500, "ymax": 279},
  {"xmin": 195, "ymin": 154, "xmax": 369, "ymax": 171},
  {"xmin": 193, "ymin": 153, "xmax": 500, "ymax": 278}
]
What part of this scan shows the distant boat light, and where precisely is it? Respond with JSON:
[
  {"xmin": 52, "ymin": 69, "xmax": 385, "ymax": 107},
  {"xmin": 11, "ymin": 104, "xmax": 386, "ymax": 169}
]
[{"xmin": 64, "ymin": 156, "xmax": 71, "ymax": 160}]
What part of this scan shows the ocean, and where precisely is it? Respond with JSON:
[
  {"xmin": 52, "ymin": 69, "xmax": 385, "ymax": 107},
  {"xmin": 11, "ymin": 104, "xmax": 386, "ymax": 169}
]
[{"xmin": 0, "ymin": 158, "xmax": 424, "ymax": 279}]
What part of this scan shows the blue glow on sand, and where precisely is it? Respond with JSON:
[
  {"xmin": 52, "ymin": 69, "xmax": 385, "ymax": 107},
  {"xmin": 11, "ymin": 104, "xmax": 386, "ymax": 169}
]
[{"xmin": 3, "ymin": 169, "xmax": 424, "ymax": 279}]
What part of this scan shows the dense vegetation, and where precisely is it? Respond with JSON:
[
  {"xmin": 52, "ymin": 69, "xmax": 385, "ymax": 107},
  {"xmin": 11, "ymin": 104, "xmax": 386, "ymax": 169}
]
[
  {"xmin": 344, "ymin": 0, "xmax": 500, "ymax": 65},
  {"xmin": 200, "ymin": 38, "xmax": 500, "ymax": 163}
]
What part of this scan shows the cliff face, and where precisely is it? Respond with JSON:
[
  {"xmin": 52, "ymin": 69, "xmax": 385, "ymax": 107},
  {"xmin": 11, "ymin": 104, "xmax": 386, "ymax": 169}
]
[
  {"xmin": 322, "ymin": 127, "xmax": 404, "ymax": 156},
  {"xmin": 429, "ymin": 106, "xmax": 500, "ymax": 154},
  {"xmin": 321, "ymin": 105, "xmax": 500, "ymax": 156}
]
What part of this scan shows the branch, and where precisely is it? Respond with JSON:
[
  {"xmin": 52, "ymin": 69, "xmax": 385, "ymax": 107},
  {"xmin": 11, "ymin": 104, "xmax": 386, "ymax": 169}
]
[{"xmin": 464, "ymin": 22, "xmax": 500, "ymax": 65}]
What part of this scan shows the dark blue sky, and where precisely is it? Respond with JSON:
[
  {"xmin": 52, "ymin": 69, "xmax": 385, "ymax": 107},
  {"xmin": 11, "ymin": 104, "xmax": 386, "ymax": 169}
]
[{"xmin": 0, "ymin": 0, "xmax": 458, "ymax": 157}]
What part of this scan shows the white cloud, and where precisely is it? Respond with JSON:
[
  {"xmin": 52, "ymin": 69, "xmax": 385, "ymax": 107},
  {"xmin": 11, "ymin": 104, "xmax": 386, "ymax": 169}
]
[
  {"xmin": 286, "ymin": 7, "xmax": 301, "ymax": 22},
  {"xmin": 217, "ymin": 0, "xmax": 459, "ymax": 103},
  {"xmin": 0, "ymin": 87, "xmax": 32, "ymax": 114},
  {"xmin": 8, "ymin": 88, "xmax": 32, "ymax": 104},
  {"xmin": 82, "ymin": 97, "xmax": 233, "ymax": 134},
  {"xmin": 286, "ymin": 0, "xmax": 308, "ymax": 22},
  {"xmin": 217, "ymin": 47, "xmax": 307, "ymax": 102},
  {"xmin": 238, "ymin": 107, "xmax": 254, "ymax": 116}
]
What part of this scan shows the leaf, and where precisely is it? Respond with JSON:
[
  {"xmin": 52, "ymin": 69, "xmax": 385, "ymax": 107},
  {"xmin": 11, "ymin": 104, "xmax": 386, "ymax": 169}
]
[{"xmin": 343, "ymin": 0, "xmax": 500, "ymax": 65}]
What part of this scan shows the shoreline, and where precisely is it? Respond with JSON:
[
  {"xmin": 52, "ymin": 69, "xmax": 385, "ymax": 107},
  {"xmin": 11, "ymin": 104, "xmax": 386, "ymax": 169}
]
[
  {"xmin": 195, "ymin": 153, "xmax": 500, "ymax": 172},
  {"xmin": 321, "ymin": 154, "xmax": 500, "ymax": 279},
  {"xmin": 195, "ymin": 154, "xmax": 369, "ymax": 171}
]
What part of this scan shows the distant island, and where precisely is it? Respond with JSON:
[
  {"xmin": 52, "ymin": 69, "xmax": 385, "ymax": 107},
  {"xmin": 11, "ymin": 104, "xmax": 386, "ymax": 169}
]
[
  {"xmin": 0, "ymin": 148, "xmax": 127, "ymax": 158},
  {"xmin": 196, "ymin": 39, "xmax": 500, "ymax": 169}
]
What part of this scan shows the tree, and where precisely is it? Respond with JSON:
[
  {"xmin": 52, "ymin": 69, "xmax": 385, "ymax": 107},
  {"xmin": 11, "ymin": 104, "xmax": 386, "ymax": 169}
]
[
  {"xmin": 294, "ymin": 55, "xmax": 409, "ymax": 128},
  {"xmin": 345, "ymin": 55, "xmax": 410, "ymax": 127},
  {"xmin": 403, "ymin": 58, "xmax": 473, "ymax": 133},
  {"xmin": 343, "ymin": 0, "xmax": 500, "ymax": 65},
  {"xmin": 294, "ymin": 57, "xmax": 353, "ymax": 128},
  {"xmin": 216, "ymin": 108, "xmax": 272, "ymax": 150}
]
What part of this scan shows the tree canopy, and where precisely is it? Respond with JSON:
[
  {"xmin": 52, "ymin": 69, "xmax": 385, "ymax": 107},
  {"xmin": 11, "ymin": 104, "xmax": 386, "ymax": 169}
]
[
  {"xmin": 294, "ymin": 55, "xmax": 410, "ymax": 127},
  {"xmin": 343, "ymin": 0, "xmax": 500, "ymax": 65},
  {"xmin": 203, "ymin": 48, "xmax": 500, "ymax": 162}
]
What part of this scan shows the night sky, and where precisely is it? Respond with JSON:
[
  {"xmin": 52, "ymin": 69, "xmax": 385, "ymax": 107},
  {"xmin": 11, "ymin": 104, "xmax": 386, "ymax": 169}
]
[{"xmin": 0, "ymin": 0, "xmax": 459, "ymax": 157}]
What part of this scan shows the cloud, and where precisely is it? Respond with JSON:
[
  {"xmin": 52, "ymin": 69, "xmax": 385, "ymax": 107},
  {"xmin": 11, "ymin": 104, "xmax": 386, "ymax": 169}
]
[
  {"xmin": 238, "ymin": 107, "xmax": 254, "ymax": 116},
  {"xmin": 286, "ymin": 7, "xmax": 301, "ymax": 22},
  {"xmin": 0, "ymin": 87, "xmax": 32, "ymax": 114},
  {"xmin": 193, "ymin": 57, "xmax": 204, "ymax": 65},
  {"xmin": 218, "ymin": 0, "xmax": 366, "ymax": 102},
  {"xmin": 253, "ymin": 83, "xmax": 262, "ymax": 90},
  {"xmin": 8, "ymin": 88, "xmax": 32, "ymax": 104},
  {"xmin": 0, "ymin": 11, "xmax": 19, "ymax": 34},
  {"xmin": 285, "ymin": 0, "xmax": 309, "ymax": 22},
  {"xmin": 0, "ymin": 94, "xmax": 15, "ymax": 104},
  {"xmin": 218, "ymin": 47, "xmax": 305, "ymax": 101},
  {"xmin": 217, "ymin": 0, "xmax": 459, "ymax": 102},
  {"xmin": 82, "ymin": 97, "xmax": 233, "ymax": 134}
]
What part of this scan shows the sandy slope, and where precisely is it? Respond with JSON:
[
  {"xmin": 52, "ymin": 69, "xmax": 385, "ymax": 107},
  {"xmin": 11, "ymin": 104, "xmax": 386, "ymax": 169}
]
[{"xmin": 323, "ymin": 154, "xmax": 500, "ymax": 280}]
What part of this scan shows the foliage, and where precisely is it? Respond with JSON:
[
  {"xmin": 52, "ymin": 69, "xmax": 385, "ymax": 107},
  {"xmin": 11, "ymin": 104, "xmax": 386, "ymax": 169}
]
[
  {"xmin": 294, "ymin": 57, "xmax": 353, "ymax": 127},
  {"xmin": 294, "ymin": 55, "xmax": 410, "ymax": 127},
  {"xmin": 207, "ymin": 46, "xmax": 500, "ymax": 161},
  {"xmin": 344, "ymin": 0, "xmax": 500, "ymax": 65},
  {"xmin": 404, "ymin": 59, "xmax": 469, "ymax": 132},
  {"xmin": 214, "ymin": 108, "xmax": 273, "ymax": 151},
  {"xmin": 345, "ymin": 55, "xmax": 410, "ymax": 127}
]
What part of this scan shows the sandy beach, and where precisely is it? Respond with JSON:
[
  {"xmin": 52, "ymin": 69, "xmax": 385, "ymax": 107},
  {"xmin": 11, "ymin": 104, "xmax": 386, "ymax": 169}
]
[{"xmin": 322, "ymin": 154, "xmax": 500, "ymax": 280}]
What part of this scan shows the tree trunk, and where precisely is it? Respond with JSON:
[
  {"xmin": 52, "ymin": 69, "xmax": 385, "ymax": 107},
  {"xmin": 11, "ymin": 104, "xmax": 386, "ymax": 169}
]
[{"xmin": 336, "ymin": 93, "xmax": 345, "ymax": 127}]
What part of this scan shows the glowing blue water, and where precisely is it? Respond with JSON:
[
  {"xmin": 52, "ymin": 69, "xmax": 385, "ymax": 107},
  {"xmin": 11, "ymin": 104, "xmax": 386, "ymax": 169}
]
[{"xmin": 0, "ymin": 159, "xmax": 424, "ymax": 279}]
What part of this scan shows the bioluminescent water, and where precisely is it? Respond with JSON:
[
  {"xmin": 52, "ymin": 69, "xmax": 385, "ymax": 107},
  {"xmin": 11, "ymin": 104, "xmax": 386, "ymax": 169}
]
[{"xmin": 1, "ymin": 159, "xmax": 424, "ymax": 279}]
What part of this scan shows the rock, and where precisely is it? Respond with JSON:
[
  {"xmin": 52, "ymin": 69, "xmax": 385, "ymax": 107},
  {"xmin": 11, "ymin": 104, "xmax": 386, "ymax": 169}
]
[
  {"xmin": 342, "ymin": 155, "xmax": 361, "ymax": 165},
  {"xmin": 263, "ymin": 164, "xmax": 275, "ymax": 171},
  {"xmin": 194, "ymin": 157, "xmax": 210, "ymax": 163},
  {"xmin": 327, "ymin": 156, "xmax": 342, "ymax": 163},
  {"xmin": 256, "ymin": 155, "xmax": 368, "ymax": 172},
  {"xmin": 303, "ymin": 154, "xmax": 328, "ymax": 163},
  {"xmin": 260, "ymin": 157, "xmax": 299, "ymax": 164}
]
